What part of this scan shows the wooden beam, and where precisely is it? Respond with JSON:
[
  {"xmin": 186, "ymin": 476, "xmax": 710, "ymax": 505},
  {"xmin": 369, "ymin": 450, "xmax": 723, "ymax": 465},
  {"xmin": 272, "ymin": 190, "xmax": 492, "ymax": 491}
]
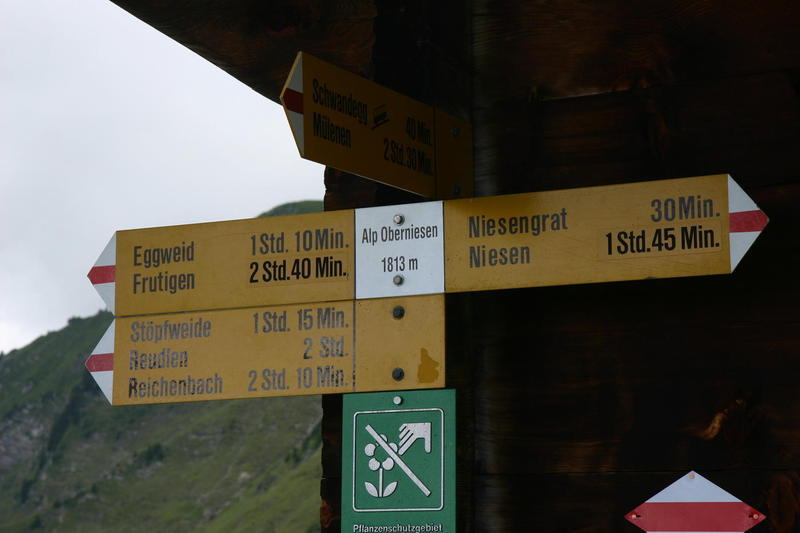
[{"xmin": 110, "ymin": 0, "xmax": 377, "ymax": 102}]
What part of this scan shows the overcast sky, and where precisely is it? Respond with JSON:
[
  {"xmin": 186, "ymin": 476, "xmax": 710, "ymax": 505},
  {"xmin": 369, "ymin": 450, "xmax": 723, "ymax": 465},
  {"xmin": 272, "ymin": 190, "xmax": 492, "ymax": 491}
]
[{"xmin": 0, "ymin": 0, "xmax": 325, "ymax": 353}]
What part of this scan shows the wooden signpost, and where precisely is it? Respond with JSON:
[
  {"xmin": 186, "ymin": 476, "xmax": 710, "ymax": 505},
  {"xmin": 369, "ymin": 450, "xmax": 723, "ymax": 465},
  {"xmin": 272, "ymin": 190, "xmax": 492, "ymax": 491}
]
[
  {"xmin": 87, "ymin": 174, "xmax": 767, "ymax": 404},
  {"xmin": 85, "ymin": 295, "xmax": 444, "ymax": 405},
  {"xmin": 280, "ymin": 52, "xmax": 473, "ymax": 199},
  {"xmin": 88, "ymin": 211, "xmax": 354, "ymax": 316},
  {"xmin": 443, "ymin": 174, "xmax": 768, "ymax": 292},
  {"xmin": 91, "ymin": 174, "xmax": 767, "ymax": 320}
]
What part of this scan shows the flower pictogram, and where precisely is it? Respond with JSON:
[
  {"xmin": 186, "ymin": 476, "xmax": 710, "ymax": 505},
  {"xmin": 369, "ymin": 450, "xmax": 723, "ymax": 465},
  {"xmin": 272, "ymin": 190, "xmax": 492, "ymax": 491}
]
[{"xmin": 363, "ymin": 436, "xmax": 398, "ymax": 498}]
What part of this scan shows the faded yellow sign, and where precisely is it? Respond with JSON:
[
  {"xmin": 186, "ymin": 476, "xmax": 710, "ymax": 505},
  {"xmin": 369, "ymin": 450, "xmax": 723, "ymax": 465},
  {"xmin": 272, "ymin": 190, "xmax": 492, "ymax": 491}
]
[
  {"xmin": 444, "ymin": 174, "xmax": 731, "ymax": 292},
  {"xmin": 114, "ymin": 211, "xmax": 354, "ymax": 316},
  {"xmin": 280, "ymin": 52, "xmax": 472, "ymax": 199},
  {"xmin": 111, "ymin": 295, "xmax": 444, "ymax": 405}
]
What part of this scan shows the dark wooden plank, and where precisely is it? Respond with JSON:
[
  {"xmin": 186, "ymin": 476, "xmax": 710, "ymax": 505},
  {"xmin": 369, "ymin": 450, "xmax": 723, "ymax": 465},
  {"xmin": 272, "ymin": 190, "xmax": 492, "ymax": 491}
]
[
  {"xmin": 473, "ymin": 0, "xmax": 800, "ymax": 101},
  {"xmin": 476, "ymin": 72, "xmax": 800, "ymax": 194},
  {"xmin": 445, "ymin": 293, "xmax": 478, "ymax": 533},
  {"xmin": 471, "ymin": 184, "xmax": 800, "ymax": 479}
]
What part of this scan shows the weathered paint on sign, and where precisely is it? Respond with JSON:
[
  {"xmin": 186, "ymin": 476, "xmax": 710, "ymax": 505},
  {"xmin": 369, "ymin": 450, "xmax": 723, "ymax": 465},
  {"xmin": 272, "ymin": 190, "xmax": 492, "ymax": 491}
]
[
  {"xmin": 86, "ymin": 174, "xmax": 768, "ymax": 404},
  {"xmin": 85, "ymin": 295, "xmax": 445, "ymax": 405},
  {"xmin": 280, "ymin": 52, "xmax": 473, "ymax": 199}
]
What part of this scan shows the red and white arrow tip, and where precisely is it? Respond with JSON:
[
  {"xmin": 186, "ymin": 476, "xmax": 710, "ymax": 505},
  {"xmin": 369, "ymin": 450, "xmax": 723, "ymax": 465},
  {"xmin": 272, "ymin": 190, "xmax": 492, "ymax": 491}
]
[
  {"xmin": 280, "ymin": 52, "xmax": 305, "ymax": 156},
  {"xmin": 85, "ymin": 321, "xmax": 114, "ymax": 404},
  {"xmin": 626, "ymin": 471, "xmax": 765, "ymax": 532},
  {"xmin": 87, "ymin": 234, "xmax": 116, "ymax": 314},
  {"xmin": 729, "ymin": 176, "xmax": 768, "ymax": 271}
]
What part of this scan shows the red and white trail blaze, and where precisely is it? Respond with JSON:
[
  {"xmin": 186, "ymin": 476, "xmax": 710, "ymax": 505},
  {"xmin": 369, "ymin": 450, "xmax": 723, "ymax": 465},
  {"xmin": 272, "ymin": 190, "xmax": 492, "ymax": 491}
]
[
  {"xmin": 85, "ymin": 321, "xmax": 115, "ymax": 404},
  {"xmin": 626, "ymin": 471, "xmax": 765, "ymax": 532},
  {"xmin": 728, "ymin": 176, "xmax": 768, "ymax": 271},
  {"xmin": 87, "ymin": 234, "xmax": 116, "ymax": 314}
]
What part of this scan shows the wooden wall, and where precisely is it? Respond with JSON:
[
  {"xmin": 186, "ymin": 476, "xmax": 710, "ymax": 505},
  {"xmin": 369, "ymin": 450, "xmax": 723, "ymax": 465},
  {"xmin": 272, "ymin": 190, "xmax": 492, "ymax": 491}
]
[{"xmin": 466, "ymin": 1, "xmax": 800, "ymax": 531}]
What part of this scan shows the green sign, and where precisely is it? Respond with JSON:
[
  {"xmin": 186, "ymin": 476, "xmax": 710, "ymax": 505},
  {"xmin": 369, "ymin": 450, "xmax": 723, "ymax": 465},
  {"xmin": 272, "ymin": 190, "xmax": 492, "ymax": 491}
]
[{"xmin": 342, "ymin": 389, "xmax": 456, "ymax": 532}]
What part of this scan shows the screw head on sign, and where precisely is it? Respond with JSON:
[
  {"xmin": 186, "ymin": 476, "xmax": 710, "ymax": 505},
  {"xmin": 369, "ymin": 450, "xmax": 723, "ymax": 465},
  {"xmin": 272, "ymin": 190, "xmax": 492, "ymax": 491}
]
[
  {"xmin": 393, "ymin": 396, "xmax": 402, "ymax": 405},
  {"xmin": 751, "ymin": 513, "xmax": 760, "ymax": 519},
  {"xmin": 392, "ymin": 368, "xmax": 405, "ymax": 381},
  {"xmin": 393, "ymin": 214, "xmax": 405, "ymax": 225},
  {"xmin": 393, "ymin": 275, "xmax": 404, "ymax": 286},
  {"xmin": 392, "ymin": 306, "xmax": 405, "ymax": 319}
]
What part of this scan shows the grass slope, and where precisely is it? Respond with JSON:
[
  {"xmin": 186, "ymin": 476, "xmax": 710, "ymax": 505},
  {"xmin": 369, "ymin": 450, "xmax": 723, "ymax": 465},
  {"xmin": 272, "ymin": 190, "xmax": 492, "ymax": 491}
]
[
  {"xmin": 0, "ymin": 201, "xmax": 325, "ymax": 531},
  {"xmin": 0, "ymin": 313, "xmax": 323, "ymax": 532}
]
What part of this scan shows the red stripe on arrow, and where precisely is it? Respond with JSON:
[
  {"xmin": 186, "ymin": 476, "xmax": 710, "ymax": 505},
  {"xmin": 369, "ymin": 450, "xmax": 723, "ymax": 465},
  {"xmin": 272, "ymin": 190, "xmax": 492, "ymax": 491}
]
[
  {"xmin": 86, "ymin": 353, "xmax": 113, "ymax": 372},
  {"xmin": 730, "ymin": 210, "xmax": 768, "ymax": 233},
  {"xmin": 283, "ymin": 88, "xmax": 303, "ymax": 114},
  {"xmin": 627, "ymin": 501, "xmax": 765, "ymax": 531},
  {"xmin": 88, "ymin": 265, "xmax": 115, "ymax": 284}
]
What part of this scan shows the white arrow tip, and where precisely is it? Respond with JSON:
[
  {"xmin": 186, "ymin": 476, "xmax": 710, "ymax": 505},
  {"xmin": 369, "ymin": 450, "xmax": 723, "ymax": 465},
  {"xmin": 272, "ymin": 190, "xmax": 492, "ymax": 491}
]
[
  {"xmin": 280, "ymin": 52, "xmax": 305, "ymax": 155},
  {"xmin": 647, "ymin": 471, "xmax": 740, "ymax": 503},
  {"xmin": 728, "ymin": 176, "xmax": 768, "ymax": 272},
  {"xmin": 86, "ymin": 321, "xmax": 115, "ymax": 404},
  {"xmin": 87, "ymin": 234, "xmax": 116, "ymax": 313}
]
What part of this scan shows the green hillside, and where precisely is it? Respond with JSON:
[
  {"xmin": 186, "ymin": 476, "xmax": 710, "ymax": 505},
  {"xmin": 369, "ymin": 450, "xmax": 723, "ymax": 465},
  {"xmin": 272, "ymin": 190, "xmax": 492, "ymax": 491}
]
[
  {"xmin": 259, "ymin": 201, "xmax": 323, "ymax": 218},
  {"xmin": 0, "ymin": 201, "xmax": 325, "ymax": 532}
]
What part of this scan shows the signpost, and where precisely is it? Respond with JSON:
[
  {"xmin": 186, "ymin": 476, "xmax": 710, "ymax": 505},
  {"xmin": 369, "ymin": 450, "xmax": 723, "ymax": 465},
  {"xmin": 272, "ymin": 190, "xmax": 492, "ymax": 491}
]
[
  {"xmin": 85, "ymin": 295, "xmax": 444, "ymax": 405},
  {"xmin": 86, "ymin": 173, "xmax": 768, "ymax": 403},
  {"xmin": 342, "ymin": 390, "xmax": 456, "ymax": 532},
  {"xmin": 443, "ymin": 174, "xmax": 768, "ymax": 292},
  {"xmin": 280, "ymin": 52, "xmax": 473, "ymax": 199},
  {"xmin": 90, "ymin": 174, "xmax": 767, "ymax": 318},
  {"xmin": 80, "ymin": 44, "xmax": 775, "ymax": 533},
  {"xmin": 626, "ymin": 471, "xmax": 765, "ymax": 532},
  {"xmin": 88, "ymin": 210, "xmax": 354, "ymax": 316}
]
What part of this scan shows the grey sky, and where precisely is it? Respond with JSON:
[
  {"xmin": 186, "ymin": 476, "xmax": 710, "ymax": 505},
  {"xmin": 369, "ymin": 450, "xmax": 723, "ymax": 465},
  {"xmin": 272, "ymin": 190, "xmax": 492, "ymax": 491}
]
[{"xmin": 0, "ymin": 0, "xmax": 324, "ymax": 353}]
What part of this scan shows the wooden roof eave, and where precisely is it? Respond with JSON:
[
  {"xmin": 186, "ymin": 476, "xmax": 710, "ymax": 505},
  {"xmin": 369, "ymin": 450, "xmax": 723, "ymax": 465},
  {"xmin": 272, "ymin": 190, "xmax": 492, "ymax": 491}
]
[{"xmin": 109, "ymin": 0, "xmax": 378, "ymax": 104}]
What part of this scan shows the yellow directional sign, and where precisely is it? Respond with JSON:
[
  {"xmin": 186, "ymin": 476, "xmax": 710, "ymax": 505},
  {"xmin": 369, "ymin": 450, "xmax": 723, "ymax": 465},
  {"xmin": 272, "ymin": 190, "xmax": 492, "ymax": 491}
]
[
  {"xmin": 90, "ymin": 175, "xmax": 767, "ymax": 318},
  {"xmin": 280, "ymin": 52, "xmax": 473, "ymax": 199},
  {"xmin": 86, "ymin": 174, "xmax": 768, "ymax": 403},
  {"xmin": 89, "ymin": 211, "xmax": 354, "ymax": 317},
  {"xmin": 85, "ymin": 295, "xmax": 445, "ymax": 405},
  {"xmin": 444, "ymin": 174, "xmax": 768, "ymax": 292}
]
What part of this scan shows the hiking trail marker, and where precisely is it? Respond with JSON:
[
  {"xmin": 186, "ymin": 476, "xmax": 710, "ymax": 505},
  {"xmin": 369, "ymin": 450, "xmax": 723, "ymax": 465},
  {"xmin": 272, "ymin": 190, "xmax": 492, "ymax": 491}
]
[
  {"xmin": 444, "ymin": 174, "xmax": 768, "ymax": 292},
  {"xmin": 626, "ymin": 471, "xmax": 766, "ymax": 532},
  {"xmin": 86, "ymin": 174, "xmax": 767, "ymax": 404},
  {"xmin": 342, "ymin": 390, "xmax": 456, "ymax": 532},
  {"xmin": 88, "ymin": 174, "xmax": 767, "ymax": 318},
  {"xmin": 280, "ymin": 51, "xmax": 473, "ymax": 199},
  {"xmin": 85, "ymin": 295, "xmax": 444, "ymax": 405},
  {"xmin": 88, "ymin": 211, "xmax": 354, "ymax": 317}
]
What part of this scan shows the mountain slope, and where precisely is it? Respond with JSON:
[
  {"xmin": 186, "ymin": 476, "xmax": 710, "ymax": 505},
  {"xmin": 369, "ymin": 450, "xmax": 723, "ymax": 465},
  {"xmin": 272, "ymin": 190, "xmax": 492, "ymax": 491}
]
[{"xmin": 0, "ymin": 201, "xmax": 325, "ymax": 531}]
